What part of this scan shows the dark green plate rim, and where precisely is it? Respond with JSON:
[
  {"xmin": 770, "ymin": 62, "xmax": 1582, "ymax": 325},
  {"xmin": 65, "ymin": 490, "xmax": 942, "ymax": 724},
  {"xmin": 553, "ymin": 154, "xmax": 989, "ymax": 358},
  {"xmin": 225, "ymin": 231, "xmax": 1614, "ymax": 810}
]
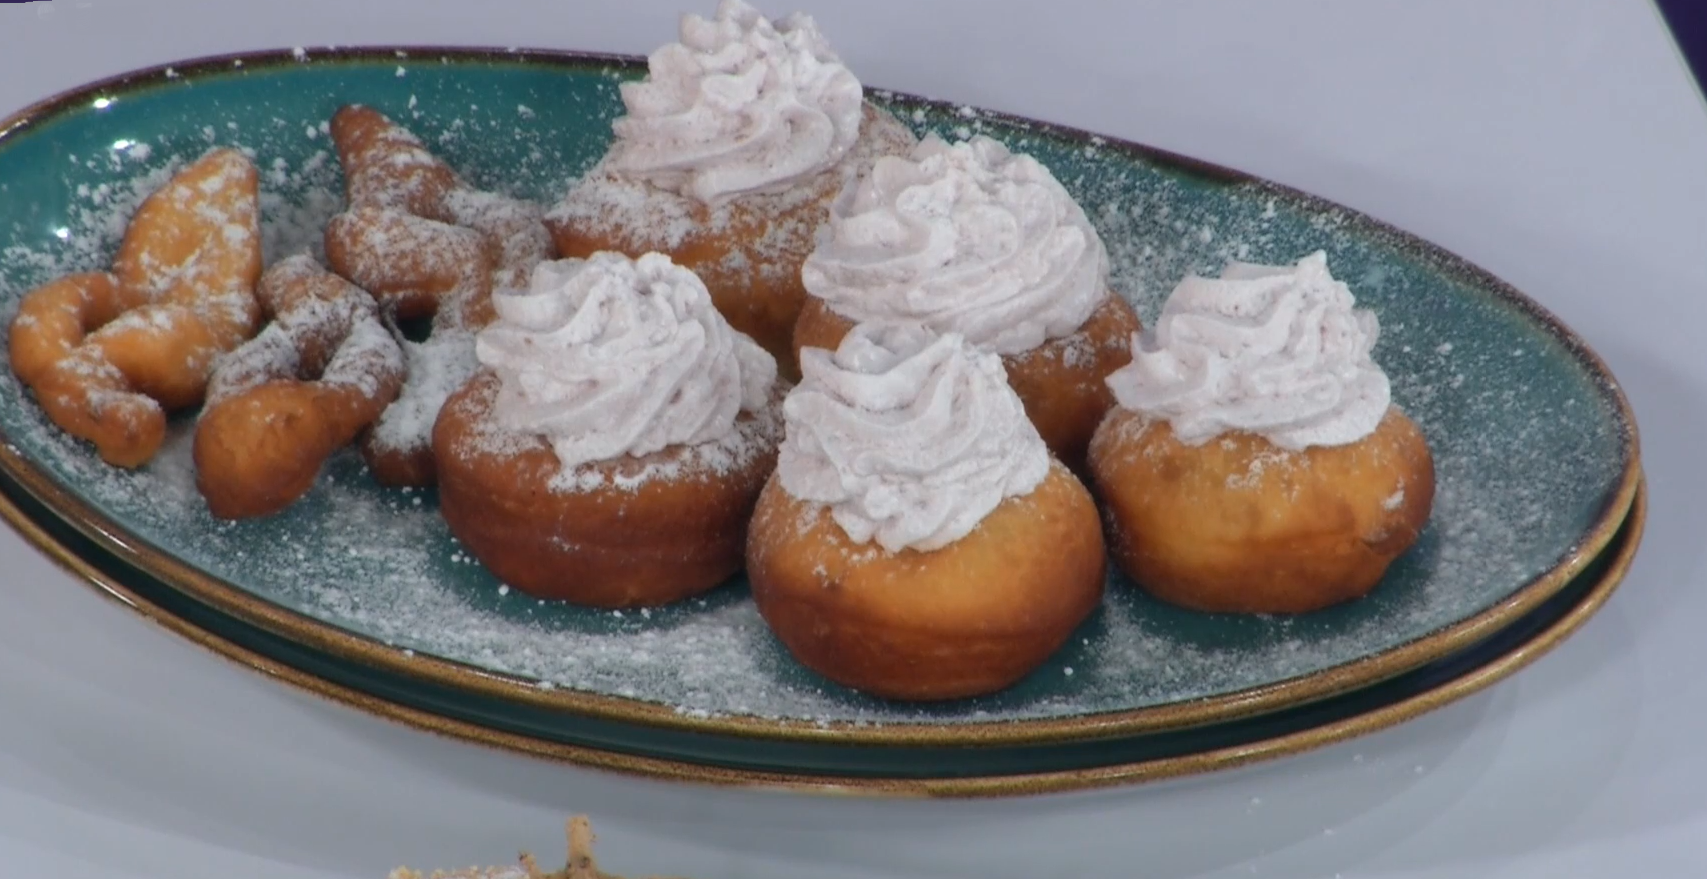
[{"xmin": 0, "ymin": 47, "xmax": 1643, "ymax": 754}]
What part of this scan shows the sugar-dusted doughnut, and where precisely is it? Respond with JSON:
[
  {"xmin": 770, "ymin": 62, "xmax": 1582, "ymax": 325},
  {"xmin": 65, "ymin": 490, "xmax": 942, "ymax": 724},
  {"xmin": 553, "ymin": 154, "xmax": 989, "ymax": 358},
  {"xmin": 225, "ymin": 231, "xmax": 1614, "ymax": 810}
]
[
  {"xmin": 1089, "ymin": 251, "xmax": 1435, "ymax": 614},
  {"xmin": 748, "ymin": 323, "xmax": 1105, "ymax": 701},
  {"xmin": 545, "ymin": 1, "xmax": 916, "ymax": 376},
  {"xmin": 435, "ymin": 252, "xmax": 782, "ymax": 608},
  {"xmin": 794, "ymin": 134, "xmax": 1140, "ymax": 473}
]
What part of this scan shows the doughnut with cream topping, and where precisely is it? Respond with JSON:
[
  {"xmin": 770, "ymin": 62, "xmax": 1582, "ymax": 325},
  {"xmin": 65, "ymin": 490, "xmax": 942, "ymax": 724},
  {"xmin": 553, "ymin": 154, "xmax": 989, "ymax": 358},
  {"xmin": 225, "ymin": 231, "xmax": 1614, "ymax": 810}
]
[
  {"xmin": 545, "ymin": 0, "xmax": 917, "ymax": 376},
  {"xmin": 747, "ymin": 322, "xmax": 1105, "ymax": 701},
  {"xmin": 1088, "ymin": 251, "xmax": 1435, "ymax": 614},
  {"xmin": 434, "ymin": 251, "xmax": 783, "ymax": 608},
  {"xmin": 791, "ymin": 134, "xmax": 1141, "ymax": 472}
]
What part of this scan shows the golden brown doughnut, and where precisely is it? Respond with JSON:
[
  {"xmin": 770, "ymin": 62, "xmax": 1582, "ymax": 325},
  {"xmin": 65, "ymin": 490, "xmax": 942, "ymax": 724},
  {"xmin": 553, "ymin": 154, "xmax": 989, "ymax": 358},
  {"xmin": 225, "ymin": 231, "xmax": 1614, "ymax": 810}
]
[
  {"xmin": 432, "ymin": 371, "xmax": 784, "ymax": 608},
  {"xmin": 8, "ymin": 148, "xmax": 263, "ymax": 467},
  {"xmin": 1088, "ymin": 407, "xmax": 1436, "ymax": 614},
  {"xmin": 792, "ymin": 293, "xmax": 1142, "ymax": 473},
  {"xmin": 747, "ymin": 459, "xmax": 1105, "ymax": 701},
  {"xmin": 193, "ymin": 255, "xmax": 406, "ymax": 519}
]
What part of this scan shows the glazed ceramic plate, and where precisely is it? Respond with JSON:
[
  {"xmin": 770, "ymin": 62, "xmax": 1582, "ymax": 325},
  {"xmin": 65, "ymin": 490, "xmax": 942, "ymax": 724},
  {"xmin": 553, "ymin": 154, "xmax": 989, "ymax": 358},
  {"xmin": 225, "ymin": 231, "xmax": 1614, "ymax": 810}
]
[{"xmin": 0, "ymin": 50, "xmax": 1641, "ymax": 783}]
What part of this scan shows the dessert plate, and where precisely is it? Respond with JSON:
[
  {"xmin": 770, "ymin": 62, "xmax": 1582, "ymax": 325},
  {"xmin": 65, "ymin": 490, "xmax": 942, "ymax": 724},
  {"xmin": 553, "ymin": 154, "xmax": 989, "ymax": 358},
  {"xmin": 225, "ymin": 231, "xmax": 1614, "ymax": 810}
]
[{"xmin": 0, "ymin": 49, "xmax": 1641, "ymax": 786}]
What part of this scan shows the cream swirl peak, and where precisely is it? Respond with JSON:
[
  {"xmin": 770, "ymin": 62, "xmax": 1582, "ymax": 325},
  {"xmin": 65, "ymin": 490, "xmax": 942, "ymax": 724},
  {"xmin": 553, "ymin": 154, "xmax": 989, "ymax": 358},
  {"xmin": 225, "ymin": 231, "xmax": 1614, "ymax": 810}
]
[
  {"xmin": 1106, "ymin": 250, "xmax": 1391, "ymax": 449},
  {"xmin": 778, "ymin": 323, "xmax": 1050, "ymax": 553},
  {"xmin": 800, "ymin": 134, "xmax": 1110, "ymax": 356},
  {"xmin": 606, "ymin": 0, "xmax": 864, "ymax": 204},
  {"xmin": 475, "ymin": 252, "xmax": 776, "ymax": 470}
]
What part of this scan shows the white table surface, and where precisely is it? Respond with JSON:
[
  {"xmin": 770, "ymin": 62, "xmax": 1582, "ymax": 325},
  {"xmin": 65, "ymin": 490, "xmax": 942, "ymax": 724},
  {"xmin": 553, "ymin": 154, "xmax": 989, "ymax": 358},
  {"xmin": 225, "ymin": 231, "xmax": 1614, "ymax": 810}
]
[{"xmin": 0, "ymin": 1, "xmax": 1702, "ymax": 877}]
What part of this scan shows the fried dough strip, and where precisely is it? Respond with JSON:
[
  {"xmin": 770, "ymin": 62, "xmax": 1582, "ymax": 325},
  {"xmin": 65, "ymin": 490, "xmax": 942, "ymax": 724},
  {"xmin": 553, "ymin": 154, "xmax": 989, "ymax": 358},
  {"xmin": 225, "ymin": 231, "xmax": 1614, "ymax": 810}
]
[
  {"xmin": 321, "ymin": 104, "xmax": 554, "ymax": 487},
  {"xmin": 324, "ymin": 204, "xmax": 496, "ymax": 322},
  {"xmin": 329, "ymin": 103, "xmax": 458, "ymax": 221},
  {"xmin": 193, "ymin": 255, "xmax": 406, "ymax": 519},
  {"xmin": 8, "ymin": 148, "xmax": 263, "ymax": 467}
]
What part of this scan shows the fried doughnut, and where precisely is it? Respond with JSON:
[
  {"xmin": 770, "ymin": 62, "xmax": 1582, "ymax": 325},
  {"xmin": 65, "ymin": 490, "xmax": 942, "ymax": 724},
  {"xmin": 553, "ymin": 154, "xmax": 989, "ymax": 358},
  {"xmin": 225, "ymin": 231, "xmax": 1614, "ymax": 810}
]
[
  {"xmin": 322, "ymin": 104, "xmax": 553, "ymax": 486},
  {"xmin": 746, "ymin": 324, "xmax": 1105, "ymax": 701},
  {"xmin": 1089, "ymin": 409, "xmax": 1435, "ymax": 614},
  {"xmin": 543, "ymin": 0, "xmax": 918, "ymax": 374},
  {"xmin": 192, "ymin": 255, "xmax": 406, "ymax": 519},
  {"xmin": 791, "ymin": 133, "xmax": 1145, "ymax": 474},
  {"xmin": 434, "ymin": 251, "xmax": 784, "ymax": 608},
  {"xmin": 1089, "ymin": 250, "xmax": 1437, "ymax": 614},
  {"xmin": 748, "ymin": 462, "xmax": 1106, "ymax": 701},
  {"xmin": 436, "ymin": 372, "xmax": 784, "ymax": 608},
  {"xmin": 8, "ymin": 148, "xmax": 263, "ymax": 467}
]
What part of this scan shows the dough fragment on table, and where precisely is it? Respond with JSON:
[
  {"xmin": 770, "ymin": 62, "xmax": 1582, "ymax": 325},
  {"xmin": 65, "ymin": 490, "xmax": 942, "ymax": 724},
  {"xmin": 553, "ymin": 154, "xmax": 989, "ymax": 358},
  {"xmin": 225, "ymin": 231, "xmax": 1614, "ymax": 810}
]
[{"xmin": 387, "ymin": 816, "xmax": 683, "ymax": 879}]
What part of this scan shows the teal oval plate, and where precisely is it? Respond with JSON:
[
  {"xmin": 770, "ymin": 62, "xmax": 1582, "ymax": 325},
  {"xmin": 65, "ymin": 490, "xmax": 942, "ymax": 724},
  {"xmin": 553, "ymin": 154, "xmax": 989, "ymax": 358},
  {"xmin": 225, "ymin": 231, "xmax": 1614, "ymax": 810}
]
[{"xmin": 0, "ymin": 49, "xmax": 1641, "ymax": 786}]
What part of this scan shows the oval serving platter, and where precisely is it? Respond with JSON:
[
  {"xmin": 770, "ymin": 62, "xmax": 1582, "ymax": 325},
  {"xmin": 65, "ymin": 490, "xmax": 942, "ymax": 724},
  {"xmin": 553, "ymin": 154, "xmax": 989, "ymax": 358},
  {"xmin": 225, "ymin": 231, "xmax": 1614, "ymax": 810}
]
[{"xmin": 0, "ymin": 49, "xmax": 1641, "ymax": 785}]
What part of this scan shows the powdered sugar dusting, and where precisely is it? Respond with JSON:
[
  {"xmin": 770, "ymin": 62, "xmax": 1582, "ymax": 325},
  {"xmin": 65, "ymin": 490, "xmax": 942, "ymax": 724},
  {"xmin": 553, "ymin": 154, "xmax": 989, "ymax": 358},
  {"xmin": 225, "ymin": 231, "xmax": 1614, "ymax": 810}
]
[
  {"xmin": 366, "ymin": 328, "xmax": 478, "ymax": 457},
  {"xmin": 0, "ymin": 73, "xmax": 1631, "ymax": 726}
]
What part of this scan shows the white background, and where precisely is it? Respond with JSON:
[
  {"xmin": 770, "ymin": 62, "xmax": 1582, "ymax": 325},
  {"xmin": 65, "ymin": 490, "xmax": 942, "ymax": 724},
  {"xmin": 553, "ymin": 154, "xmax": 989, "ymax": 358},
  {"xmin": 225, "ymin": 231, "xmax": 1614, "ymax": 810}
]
[{"xmin": 1, "ymin": 1, "xmax": 1704, "ymax": 877}]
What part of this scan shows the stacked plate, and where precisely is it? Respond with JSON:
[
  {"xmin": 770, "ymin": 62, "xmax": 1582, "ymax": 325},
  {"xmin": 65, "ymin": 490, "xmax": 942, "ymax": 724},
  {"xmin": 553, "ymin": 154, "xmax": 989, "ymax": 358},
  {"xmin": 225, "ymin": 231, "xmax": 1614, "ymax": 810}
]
[{"xmin": 0, "ymin": 49, "xmax": 1643, "ymax": 797}]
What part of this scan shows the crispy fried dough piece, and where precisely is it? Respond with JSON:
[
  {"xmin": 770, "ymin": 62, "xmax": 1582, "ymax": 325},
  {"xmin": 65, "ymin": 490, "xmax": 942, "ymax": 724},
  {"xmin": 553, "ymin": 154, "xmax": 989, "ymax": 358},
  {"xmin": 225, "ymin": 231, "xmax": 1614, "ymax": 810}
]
[
  {"xmin": 9, "ymin": 148, "xmax": 263, "ymax": 467},
  {"xmin": 8, "ymin": 272, "xmax": 146, "ymax": 389},
  {"xmin": 324, "ymin": 204, "xmax": 495, "ymax": 322},
  {"xmin": 443, "ymin": 187, "xmax": 554, "ymax": 292},
  {"xmin": 330, "ymin": 104, "xmax": 459, "ymax": 221},
  {"xmin": 193, "ymin": 255, "xmax": 406, "ymax": 519},
  {"xmin": 387, "ymin": 815, "xmax": 685, "ymax": 879},
  {"xmin": 322, "ymin": 103, "xmax": 555, "ymax": 487}
]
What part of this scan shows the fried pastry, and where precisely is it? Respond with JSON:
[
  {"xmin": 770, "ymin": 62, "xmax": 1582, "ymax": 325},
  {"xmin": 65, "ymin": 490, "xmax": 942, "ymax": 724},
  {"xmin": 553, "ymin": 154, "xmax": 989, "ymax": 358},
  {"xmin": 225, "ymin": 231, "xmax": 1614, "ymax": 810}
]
[
  {"xmin": 748, "ymin": 323, "xmax": 1105, "ymax": 701},
  {"xmin": 435, "ymin": 252, "xmax": 783, "ymax": 608},
  {"xmin": 545, "ymin": 0, "xmax": 916, "ymax": 376},
  {"xmin": 8, "ymin": 148, "xmax": 263, "ymax": 466},
  {"xmin": 387, "ymin": 815, "xmax": 684, "ymax": 879},
  {"xmin": 1089, "ymin": 251, "xmax": 1436, "ymax": 614},
  {"xmin": 322, "ymin": 104, "xmax": 554, "ymax": 486},
  {"xmin": 793, "ymin": 134, "xmax": 1140, "ymax": 473},
  {"xmin": 193, "ymin": 255, "xmax": 406, "ymax": 519}
]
